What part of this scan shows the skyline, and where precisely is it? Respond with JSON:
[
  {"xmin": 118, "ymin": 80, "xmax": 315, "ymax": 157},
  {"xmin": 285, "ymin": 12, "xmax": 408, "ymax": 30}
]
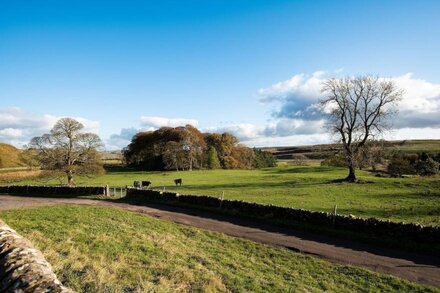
[{"xmin": 1, "ymin": 0, "xmax": 440, "ymax": 149}]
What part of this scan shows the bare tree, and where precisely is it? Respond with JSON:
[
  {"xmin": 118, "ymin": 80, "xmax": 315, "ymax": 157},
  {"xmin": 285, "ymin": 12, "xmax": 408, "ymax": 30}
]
[
  {"xmin": 356, "ymin": 139, "xmax": 386, "ymax": 171},
  {"xmin": 321, "ymin": 76, "xmax": 402, "ymax": 182},
  {"xmin": 29, "ymin": 118, "xmax": 104, "ymax": 185}
]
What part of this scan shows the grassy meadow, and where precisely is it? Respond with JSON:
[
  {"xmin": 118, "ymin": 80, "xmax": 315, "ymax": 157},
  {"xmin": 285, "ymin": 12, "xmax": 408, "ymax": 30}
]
[
  {"xmin": 0, "ymin": 205, "xmax": 436, "ymax": 293},
  {"xmin": 9, "ymin": 164, "xmax": 440, "ymax": 226}
]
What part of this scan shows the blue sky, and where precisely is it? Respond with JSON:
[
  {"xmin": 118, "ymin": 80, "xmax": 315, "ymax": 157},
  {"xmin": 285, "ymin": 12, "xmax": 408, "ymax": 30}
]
[{"xmin": 1, "ymin": 0, "xmax": 440, "ymax": 149}]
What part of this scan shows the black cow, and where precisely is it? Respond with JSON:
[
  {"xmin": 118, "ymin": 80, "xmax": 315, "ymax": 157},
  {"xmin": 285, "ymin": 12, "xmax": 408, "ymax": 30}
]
[
  {"xmin": 133, "ymin": 181, "xmax": 141, "ymax": 188},
  {"xmin": 174, "ymin": 178, "xmax": 182, "ymax": 186},
  {"xmin": 142, "ymin": 180, "xmax": 151, "ymax": 188}
]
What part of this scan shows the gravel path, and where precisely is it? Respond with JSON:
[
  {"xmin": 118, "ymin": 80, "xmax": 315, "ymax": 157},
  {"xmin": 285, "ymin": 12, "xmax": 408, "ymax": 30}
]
[{"xmin": 1, "ymin": 194, "xmax": 439, "ymax": 288}]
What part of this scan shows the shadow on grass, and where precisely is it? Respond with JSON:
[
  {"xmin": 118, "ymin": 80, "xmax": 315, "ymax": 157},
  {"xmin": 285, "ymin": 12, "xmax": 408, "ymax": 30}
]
[
  {"xmin": 265, "ymin": 166, "xmax": 343, "ymax": 174},
  {"xmin": 151, "ymin": 180, "xmax": 338, "ymax": 192},
  {"xmin": 111, "ymin": 197, "xmax": 440, "ymax": 265}
]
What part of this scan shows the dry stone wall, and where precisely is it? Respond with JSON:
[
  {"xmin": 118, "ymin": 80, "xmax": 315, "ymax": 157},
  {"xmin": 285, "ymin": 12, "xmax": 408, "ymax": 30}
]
[
  {"xmin": 0, "ymin": 185, "xmax": 105, "ymax": 196},
  {"xmin": 126, "ymin": 188, "xmax": 440, "ymax": 248},
  {"xmin": 0, "ymin": 220, "xmax": 72, "ymax": 292}
]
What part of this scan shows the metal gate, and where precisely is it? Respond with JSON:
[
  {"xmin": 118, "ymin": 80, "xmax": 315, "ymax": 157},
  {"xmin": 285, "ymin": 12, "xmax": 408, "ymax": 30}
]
[{"xmin": 106, "ymin": 186, "xmax": 126, "ymax": 198}]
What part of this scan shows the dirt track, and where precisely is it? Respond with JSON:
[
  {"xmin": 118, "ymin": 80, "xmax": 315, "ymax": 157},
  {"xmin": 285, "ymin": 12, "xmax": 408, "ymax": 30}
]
[{"xmin": 0, "ymin": 195, "xmax": 439, "ymax": 288}]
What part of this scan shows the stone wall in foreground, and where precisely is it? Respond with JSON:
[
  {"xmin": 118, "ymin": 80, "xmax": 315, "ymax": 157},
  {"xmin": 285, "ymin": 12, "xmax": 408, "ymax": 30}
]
[{"xmin": 0, "ymin": 220, "xmax": 72, "ymax": 292}]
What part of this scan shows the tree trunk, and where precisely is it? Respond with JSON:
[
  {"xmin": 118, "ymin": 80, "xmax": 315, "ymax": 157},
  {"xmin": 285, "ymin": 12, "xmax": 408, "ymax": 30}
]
[
  {"xmin": 346, "ymin": 164, "xmax": 357, "ymax": 182},
  {"xmin": 66, "ymin": 170, "xmax": 74, "ymax": 186}
]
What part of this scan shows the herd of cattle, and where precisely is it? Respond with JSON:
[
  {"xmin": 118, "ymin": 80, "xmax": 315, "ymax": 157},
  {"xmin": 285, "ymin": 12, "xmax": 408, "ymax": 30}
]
[{"xmin": 133, "ymin": 178, "xmax": 183, "ymax": 189}]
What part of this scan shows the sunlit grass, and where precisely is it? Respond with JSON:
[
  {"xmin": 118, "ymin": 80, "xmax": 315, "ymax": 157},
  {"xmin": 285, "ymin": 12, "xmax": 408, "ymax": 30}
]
[
  {"xmin": 11, "ymin": 165, "xmax": 440, "ymax": 226},
  {"xmin": 1, "ymin": 205, "xmax": 436, "ymax": 292}
]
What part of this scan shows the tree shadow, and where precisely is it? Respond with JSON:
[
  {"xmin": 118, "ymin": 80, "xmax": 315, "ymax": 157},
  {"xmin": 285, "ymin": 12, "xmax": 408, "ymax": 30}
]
[
  {"xmin": 265, "ymin": 166, "xmax": 343, "ymax": 174},
  {"xmin": 111, "ymin": 199, "xmax": 440, "ymax": 267},
  {"xmin": 155, "ymin": 180, "xmax": 335, "ymax": 191}
]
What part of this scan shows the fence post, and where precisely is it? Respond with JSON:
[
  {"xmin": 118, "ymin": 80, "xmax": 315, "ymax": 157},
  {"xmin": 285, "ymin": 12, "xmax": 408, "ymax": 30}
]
[
  {"xmin": 219, "ymin": 191, "xmax": 224, "ymax": 208},
  {"xmin": 105, "ymin": 185, "xmax": 110, "ymax": 197},
  {"xmin": 332, "ymin": 204, "xmax": 338, "ymax": 227}
]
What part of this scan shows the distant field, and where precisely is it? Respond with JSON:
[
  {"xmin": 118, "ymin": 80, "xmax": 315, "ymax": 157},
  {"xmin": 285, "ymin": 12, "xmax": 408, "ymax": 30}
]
[
  {"xmin": 393, "ymin": 140, "xmax": 440, "ymax": 153},
  {"xmin": 265, "ymin": 139, "xmax": 440, "ymax": 159},
  {"xmin": 0, "ymin": 205, "xmax": 435, "ymax": 292},
  {"xmin": 12, "ymin": 165, "xmax": 440, "ymax": 226}
]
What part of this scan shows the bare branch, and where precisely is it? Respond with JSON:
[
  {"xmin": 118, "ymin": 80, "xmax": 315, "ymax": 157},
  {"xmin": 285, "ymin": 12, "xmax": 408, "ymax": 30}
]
[{"xmin": 320, "ymin": 75, "xmax": 402, "ymax": 181}]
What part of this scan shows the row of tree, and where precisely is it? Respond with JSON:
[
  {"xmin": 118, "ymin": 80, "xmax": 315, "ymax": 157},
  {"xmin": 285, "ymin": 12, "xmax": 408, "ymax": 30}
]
[
  {"xmin": 22, "ymin": 118, "xmax": 276, "ymax": 185},
  {"xmin": 123, "ymin": 125, "xmax": 276, "ymax": 170}
]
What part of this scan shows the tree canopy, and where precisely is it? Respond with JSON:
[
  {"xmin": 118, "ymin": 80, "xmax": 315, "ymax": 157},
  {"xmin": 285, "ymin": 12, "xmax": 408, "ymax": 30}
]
[
  {"xmin": 123, "ymin": 125, "xmax": 276, "ymax": 170},
  {"xmin": 29, "ymin": 118, "xmax": 104, "ymax": 185}
]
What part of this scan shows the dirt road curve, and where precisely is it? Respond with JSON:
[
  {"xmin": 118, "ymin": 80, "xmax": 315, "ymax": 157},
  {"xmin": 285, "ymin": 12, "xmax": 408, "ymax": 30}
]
[{"xmin": 0, "ymin": 195, "xmax": 439, "ymax": 288}]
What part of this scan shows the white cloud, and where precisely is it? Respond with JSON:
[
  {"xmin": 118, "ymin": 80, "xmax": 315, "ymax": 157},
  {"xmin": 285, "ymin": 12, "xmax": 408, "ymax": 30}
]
[
  {"xmin": 108, "ymin": 73, "xmax": 440, "ymax": 150},
  {"xmin": 393, "ymin": 73, "xmax": 440, "ymax": 113},
  {"xmin": 140, "ymin": 116, "xmax": 199, "ymax": 129},
  {"xmin": 259, "ymin": 71, "xmax": 324, "ymax": 104},
  {"xmin": 205, "ymin": 118, "xmax": 327, "ymax": 147},
  {"xmin": 238, "ymin": 70, "xmax": 440, "ymax": 146},
  {"xmin": 0, "ymin": 128, "xmax": 23, "ymax": 138},
  {"xmin": 206, "ymin": 123, "xmax": 262, "ymax": 141},
  {"xmin": 0, "ymin": 107, "xmax": 100, "ymax": 148},
  {"xmin": 388, "ymin": 127, "xmax": 440, "ymax": 141},
  {"xmin": 259, "ymin": 71, "xmax": 440, "ymax": 130},
  {"xmin": 242, "ymin": 133, "xmax": 332, "ymax": 148},
  {"xmin": 106, "ymin": 127, "xmax": 139, "ymax": 150},
  {"xmin": 264, "ymin": 118, "xmax": 326, "ymax": 136}
]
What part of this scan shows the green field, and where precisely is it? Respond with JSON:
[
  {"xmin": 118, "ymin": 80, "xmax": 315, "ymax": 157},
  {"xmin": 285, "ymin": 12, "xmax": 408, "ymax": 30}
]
[
  {"xmin": 13, "ymin": 165, "xmax": 440, "ymax": 226},
  {"xmin": 0, "ymin": 205, "xmax": 436, "ymax": 292}
]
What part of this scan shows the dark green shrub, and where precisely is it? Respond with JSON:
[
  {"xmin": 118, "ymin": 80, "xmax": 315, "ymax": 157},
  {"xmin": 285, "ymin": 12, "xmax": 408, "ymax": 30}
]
[
  {"xmin": 207, "ymin": 147, "xmax": 221, "ymax": 169},
  {"xmin": 387, "ymin": 153, "xmax": 416, "ymax": 177},
  {"xmin": 253, "ymin": 149, "xmax": 277, "ymax": 168},
  {"xmin": 320, "ymin": 153, "xmax": 346, "ymax": 167},
  {"xmin": 415, "ymin": 157, "xmax": 439, "ymax": 176}
]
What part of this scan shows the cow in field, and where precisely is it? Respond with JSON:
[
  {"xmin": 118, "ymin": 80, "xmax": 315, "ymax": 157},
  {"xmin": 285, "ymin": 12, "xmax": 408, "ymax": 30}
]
[
  {"xmin": 174, "ymin": 178, "xmax": 182, "ymax": 186},
  {"xmin": 142, "ymin": 180, "xmax": 151, "ymax": 188},
  {"xmin": 133, "ymin": 181, "xmax": 141, "ymax": 188}
]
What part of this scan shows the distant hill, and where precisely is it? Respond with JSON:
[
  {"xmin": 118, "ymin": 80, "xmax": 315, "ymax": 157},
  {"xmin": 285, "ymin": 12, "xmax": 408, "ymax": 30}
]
[
  {"xmin": 0, "ymin": 143, "xmax": 24, "ymax": 168},
  {"xmin": 263, "ymin": 139, "xmax": 440, "ymax": 160}
]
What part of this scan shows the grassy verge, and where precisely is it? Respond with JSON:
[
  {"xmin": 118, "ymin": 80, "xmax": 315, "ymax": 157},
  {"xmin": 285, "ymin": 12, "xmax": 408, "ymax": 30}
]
[
  {"xmin": 10, "ymin": 165, "xmax": 440, "ymax": 226},
  {"xmin": 1, "ymin": 205, "xmax": 437, "ymax": 292}
]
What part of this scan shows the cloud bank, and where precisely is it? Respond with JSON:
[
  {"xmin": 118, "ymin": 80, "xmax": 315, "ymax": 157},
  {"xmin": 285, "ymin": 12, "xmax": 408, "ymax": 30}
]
[
  {"xmin": 258, "ymin": 71, "xmax": 440, "ymax": 129},
  {"xmin": 107, "ymin": 71, "xmax": 440, "ymax": 149},
  {"xmin": 0, "ymin": 107, "xmax": 100, "ymax": 147},
  {"xmin": 140, "ymin": 116, "xmax": 199, "ymax": 129},
  {"xmin": 3, "ymin": 71, "xmax": 439, "ymax": 150}
]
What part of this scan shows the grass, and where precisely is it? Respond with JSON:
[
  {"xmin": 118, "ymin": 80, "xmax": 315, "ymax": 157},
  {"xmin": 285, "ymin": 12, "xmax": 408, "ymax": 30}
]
[
  {"xmin": 0, "ymin": 142, "xmax": 24, "ymax": 168},
  {"xmin": 0, "ymin": 169, "xmax": 42, "ymax": 184},
  {"xmin": 12, "ymin": 165, "xmax": 440, "ymax": 226},
  {"xmin": 0, "ymin": 205, "xmax": 436, "ymax": 292}
]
